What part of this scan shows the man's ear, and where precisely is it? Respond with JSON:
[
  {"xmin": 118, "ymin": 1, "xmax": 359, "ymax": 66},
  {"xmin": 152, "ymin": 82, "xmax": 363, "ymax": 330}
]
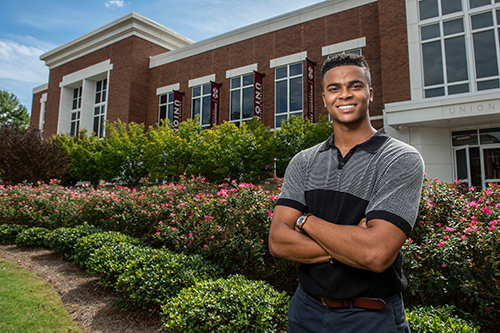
[{"xmin": 369, "ymin": 87, "xmax": 374, "ymax": 102}]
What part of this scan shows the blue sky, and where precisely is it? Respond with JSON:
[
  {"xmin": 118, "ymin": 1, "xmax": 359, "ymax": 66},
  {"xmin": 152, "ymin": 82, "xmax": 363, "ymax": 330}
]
[{"xmin": 0, "ymin": 0, "xmax": 325, "ymax": 115}]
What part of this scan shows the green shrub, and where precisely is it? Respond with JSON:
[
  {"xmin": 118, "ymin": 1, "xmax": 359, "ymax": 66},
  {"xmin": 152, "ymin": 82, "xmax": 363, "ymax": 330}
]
[
  {"xmin": 73, "ymin": 231, "xmax": 143, "ymax": 268},
  {"xmin": 0, "ymin": 224, "xmax": 29, "ymax": 244},
  {"xmin": 86, "ymin": 242, "xmax": 151, "ymax": 287},
  {"xmin": 15, "ymin": 227, "xmax": 51, "ymax": 248},
  {"xmin": 114, "ymin": 247, "xmax": 223, "ymax": 311},
  {"xmin": 406, "ymin": 305, "xmax": 480, "ymax": 333},
  {"xmin": 161, "ymin": 275, "xmax": 289, "ymax": 333},
  {"xmin": 403, "ymin": 179, "xmax": 500, "ymax": 331},
  {"xmin": 44, "ymin": 223, "xmax": 102, "ymax": 260}
]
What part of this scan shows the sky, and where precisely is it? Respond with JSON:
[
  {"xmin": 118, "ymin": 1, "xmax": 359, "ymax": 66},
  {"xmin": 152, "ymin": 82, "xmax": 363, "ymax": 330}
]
[{"xmin": 0, "ymin": 0, "xmax": 326, "ymax": 115}]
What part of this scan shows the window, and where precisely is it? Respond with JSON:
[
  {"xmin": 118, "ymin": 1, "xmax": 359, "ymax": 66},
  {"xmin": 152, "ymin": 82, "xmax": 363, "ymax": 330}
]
[
  {"xmin": 70, "ymin": 87, "xmax": 82, "ymax": 136},
  {"xmin": 192, "ymin": 83, "xmax": 211, "ymax": 129},
  {"xmin": 418, "ymin": 0, "xmax": 500, "ymax": 98},
  {"xmin": 452, "ymin": 126, "xmax": 500, "ymax": 189},
  {"xmin": 159, "ymin": 92, "xmax": 174, "ymax": 125},
  {"xmin": 230, "ymin": 73, "xmax": 254, "ymax": 126},
  {"xmin": 275, "ymin": 63, "xmax": 303, "ymax": 128},
  {"xmin": 93, "ymin": 79, "xmax": 107, "ymax": 137}
]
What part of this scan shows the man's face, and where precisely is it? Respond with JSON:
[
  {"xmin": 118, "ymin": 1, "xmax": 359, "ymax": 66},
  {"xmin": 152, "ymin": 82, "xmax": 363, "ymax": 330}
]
[{"xmin": 322, "ymin": 65, "xmax": 373, "ymax": 126}]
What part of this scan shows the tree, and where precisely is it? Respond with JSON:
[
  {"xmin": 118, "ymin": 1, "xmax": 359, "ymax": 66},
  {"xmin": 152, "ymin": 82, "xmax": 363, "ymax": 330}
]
[
  {"xmin": 0, "ymin": 90, "xmax": 30, "ymax": 129},
  {"xmin": 0, "ymin": 124, "xmax": 68, "ymax": 184}
]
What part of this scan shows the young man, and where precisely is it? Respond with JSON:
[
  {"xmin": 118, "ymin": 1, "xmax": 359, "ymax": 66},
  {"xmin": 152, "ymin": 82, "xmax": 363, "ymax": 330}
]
[{"xmin": 268, "ymin": 53, "xmax": 424, "ymax": 332}]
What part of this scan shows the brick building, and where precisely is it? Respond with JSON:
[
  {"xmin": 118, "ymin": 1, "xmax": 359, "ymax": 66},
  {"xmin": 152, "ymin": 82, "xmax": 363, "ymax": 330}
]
[{"xmin": 31, "ymin": 0, "xmax": 500, "ymax": 188}]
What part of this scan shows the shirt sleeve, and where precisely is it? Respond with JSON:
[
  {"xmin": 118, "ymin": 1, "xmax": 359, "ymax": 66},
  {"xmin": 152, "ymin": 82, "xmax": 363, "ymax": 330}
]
[
  {"xmin": 366, "ymin": 150, "xmax": 425, "ymax": 237},
  {"xmin": 275, "ymin": 152, "xmax": 308, "ymax": 213}
]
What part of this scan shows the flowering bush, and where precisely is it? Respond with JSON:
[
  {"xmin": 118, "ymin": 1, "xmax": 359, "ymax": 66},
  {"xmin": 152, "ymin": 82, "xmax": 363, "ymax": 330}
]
[
  {"xmin": 404, "ymin": 178, "xmax": 500, "ymax": 331},
  {"xmin": 406, "ymin": 305, "xmax": 480, "ymax": 332}
]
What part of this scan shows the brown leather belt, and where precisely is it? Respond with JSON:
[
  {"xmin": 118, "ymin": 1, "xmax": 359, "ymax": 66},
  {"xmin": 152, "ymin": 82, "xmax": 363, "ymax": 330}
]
[{"xmin": 316, "ymin": 296, "xmax": 386, "ymax": 310}]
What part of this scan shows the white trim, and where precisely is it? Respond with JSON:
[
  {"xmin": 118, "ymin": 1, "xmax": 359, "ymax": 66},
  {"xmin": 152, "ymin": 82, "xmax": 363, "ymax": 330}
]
[
  {"xmin": 321, "ymin": 37, "xmax": 366, "ymax": 56},
  {"xmin": 226, "ymin": 63, "xmax": 258, "ymax": 78},
  {"xmin": 188, "ymin": 74, "xmax": 216, "ymax": 87},
  {"xmin": 157, "ymin": 83, "xmax": 180, "ymax": 95},
  {"xmin": 150, "ymin": 0, "xmax": 378, "ymax": 68},
  {"xmin": 33, "ymin": 83, "xmax": 48, "ymax": 94},
  {"xmin": 270, "ymin": 51, "xmax": 307, "ymax": 68},
  {"xmin": 41, "ymin": 12, "xmax": 194, "ymax": 69},
  {"xmin": 60, "ymin": 60, "xmax": 113, "ymax": 87}
]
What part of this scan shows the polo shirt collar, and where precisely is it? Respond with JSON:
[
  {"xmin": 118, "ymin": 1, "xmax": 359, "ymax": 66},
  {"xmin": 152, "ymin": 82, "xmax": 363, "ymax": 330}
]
[{"xmin": 319, "ymin": 128, "xmax": 389, "ymax": 154}]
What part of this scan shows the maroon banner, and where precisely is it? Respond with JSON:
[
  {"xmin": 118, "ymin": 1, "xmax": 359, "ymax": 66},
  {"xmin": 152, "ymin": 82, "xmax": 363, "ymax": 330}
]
[
  {"xmin": 172, "ymin": 91, "xmax": 183, "ymax": 130},
  {"xmin": 253, "ymin": 71, "xmax": 264, "ymax": 121},
  {"xmin": 306, "ymin": 59, "xmax": 315, "ymax": 123},
  {"xmin": 210, "ymin": 82, "xmax": 220, "ymax": 128}
]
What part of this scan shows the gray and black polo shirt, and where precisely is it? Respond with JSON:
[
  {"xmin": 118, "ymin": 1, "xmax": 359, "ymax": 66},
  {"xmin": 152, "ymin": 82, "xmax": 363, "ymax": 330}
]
[{"xmin": 276, "ymin": 128, "xmax": 424, "ymax": 299}]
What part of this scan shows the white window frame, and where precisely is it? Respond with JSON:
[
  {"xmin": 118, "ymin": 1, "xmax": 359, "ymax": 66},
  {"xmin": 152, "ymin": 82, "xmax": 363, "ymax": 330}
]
[
  {"xmin": 93, "ymin": 78, "xmax": 107, "ymax": 137},
  {"xmin": 189, "ymin": 74, "xmax": 215, "ymax": 129},
  {"xmin": 227, "ymin": 64, "xmax": 258, "ymax": 126},
  {"xmin": 407, "ymin": 0, "xmax": 500, "ymax": 100},
  {"xmin": 70, "ymin": 87, "xmax": 82, "ymax": 136}
]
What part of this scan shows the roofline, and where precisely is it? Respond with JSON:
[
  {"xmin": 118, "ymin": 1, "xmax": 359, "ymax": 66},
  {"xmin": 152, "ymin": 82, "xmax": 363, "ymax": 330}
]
[
  {"xmin": 40, "ymin": 12, "xmax": 195, "ymax": 69},
  {"xmin": 150, "ymin": 0, "xmax": 378, "ymax": 68}
]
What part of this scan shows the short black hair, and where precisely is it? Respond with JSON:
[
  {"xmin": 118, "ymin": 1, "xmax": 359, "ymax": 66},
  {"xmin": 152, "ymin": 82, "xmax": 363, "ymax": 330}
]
[{"xmin": 321, "ymin": 53, "xmax": 371, "ymax": 87}]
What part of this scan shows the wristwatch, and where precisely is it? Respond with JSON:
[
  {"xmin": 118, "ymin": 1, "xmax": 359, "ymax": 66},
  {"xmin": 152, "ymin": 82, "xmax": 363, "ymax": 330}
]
[{"xmin": 296, "ymin": 213, "xmax": 313, "ymax": 230}]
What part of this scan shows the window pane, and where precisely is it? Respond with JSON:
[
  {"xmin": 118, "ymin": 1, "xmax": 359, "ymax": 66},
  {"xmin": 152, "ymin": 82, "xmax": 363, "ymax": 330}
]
[
  {"xmin": 230, "ymin": 90, "xmax": 241, "ymax": 120},
  {"xmin": 442, "ymin": 0, "xmax": 462, "ymax": 15},
  {"xmin": 192, "ymin": 98, "xmax": 200, "ymax": 118},
  {"xmin": 478, "ymin": 79, "xmax": 500, "ymax": 90},
  {"xmin": 419, "ymin": 0, "xmax": 439, "ymax": 20},
  {"xmin": 73, "ymin": 88, "xmax": 78, "ymax": 99},
  {"xmin": 443, "ymin": 18, "xmax": 464, "ymax": 35},
  {"xmin": 102, "ymin": 90, "xmax": 106, "ymax": 102},
  {"xmin": 167, "ymin": 104, "xmax": 174, "ymax": 123},
  {"xmin": 93, "ymin": 117, "xmax": 99, "ymax": 134},
  {"xmin": 483, "ymin": 148, "xmax": 500, "ymax": 179},
  {"xmin": 471, "ymin": 12, "xmax": 493, "ymax": 30},
  {"xmin": 72, "ymin": 99, "xmax": 78, "ymax": 110},
  {"xmin": 497, "ymin": 9, "xmax": 500, "ymax": 23},
  {"xmin": 242, "ymin": 87, "xmax": 253, "ymax": 118},
  {"xmin": 448, "ymin": 83, "xmax": 470, "ymax": 94},
  {"xmin": 473, "ymin": 30, "xmax": 499, "ymax": 78},
  {"xmin": 456, "ymin": 149, "xmax": 468, "ymax": 180},
  {"xmin": 243, "ymin": 74, "xmax": 254, "ymax": 86},
  {"xmin": 94, "ymin": 107, "xmax": 100, "ymax": 116},
  {"xmin": 168, "ymin": 93, "xmax": 174, "ymax": 103},
  {"xmin": 469, "ymin": 0, "xmax": 491, "ymax": 9},
  {"xmin": 469, "ymin": 147, "xmax": 482, "ymax": 188},
  {"xmin": 421, "ymin": 24, "xmax": 440, "ymax": 40},
  {"xmin": 160, "ymin": 94, "xmax": 167, "ymax": 105},
  {"xmin": 96, "ymin": 81, "xmax": 102, "ymax": 92},
  {"xmin": 159, "ymin": 105, "xmax": 167, "ymax": 122},
  {"xmin": 103, "ymin": 79, "xmax": 107, "ymax": 90},
  {"xmin": 231, "ymin": 77, "xmax": 240, "ymax": 89},
  {"xmin": 276, "ymin": 114, "xmax": 288, "ymax": 128},
  {"xmin": 275, "ymin": 81, "xmax": 287, "ymax": 114},
  {"xmin": 202, "ymin": 96, "xmax": 210, "ymax": 125},
  {"xmin": 193, "ymin": 86, "xmax": 201, "ymax": 97},
  {"xmin": 290, "ymin": 63, "xmax": 303, "ymax": 76},
  {"xmin": 425, "ymin": 87, "xmax": 445, "ymax": 97},
  {"xmin": 203, "ymin": 84, "xmax": 211, "ymax": 95},
  {"xmin": 480, "ymin": 127, "xmax": 500, "ymax": 144},
  {"xmin": 445, "ymin": 36, "xmax": 468, "ymax": 82},
  {"xmin": 70, "ymin": 122, "xmax": 76, "ymax": 136},
  {"xmin": 276, "ymin": 67, "xmax": 287, "ymax": 79},
  {"xmin": 95, "ymin": 92, "xmax": 101, "ymax": 104},
  {"xmin": 452, "ymin": 129, "xmax": 478, "ymax": 146},
  {"xmin": 290, "ymin": 77, "xmax": 303, "ymax": 111},
  {"xmin": 422, "ymin": 41, "xmax": 444, "ymax": 86}
]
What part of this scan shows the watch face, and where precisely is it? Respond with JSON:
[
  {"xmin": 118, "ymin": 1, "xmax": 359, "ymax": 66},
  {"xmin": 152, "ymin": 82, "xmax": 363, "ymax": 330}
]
[{"xmin": 297, "ymin": 216, "xmax": 305, "ymax": 226}]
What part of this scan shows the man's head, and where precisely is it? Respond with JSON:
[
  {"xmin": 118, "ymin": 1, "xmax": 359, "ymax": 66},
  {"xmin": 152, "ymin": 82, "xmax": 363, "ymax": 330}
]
[{"xmin": 321, "ymin": 53, "xmax": 371, "ymax": 89}]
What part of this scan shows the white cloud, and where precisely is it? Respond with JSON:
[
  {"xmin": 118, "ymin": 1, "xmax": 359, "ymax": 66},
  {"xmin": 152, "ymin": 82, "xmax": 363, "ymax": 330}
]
[
  {"xmin": 105, "ymin": 0, "xmax": 126, "ymax": 9},
  {"xmin": 0, "ymin": 39, "xmax": 49, "ymax": 83}
]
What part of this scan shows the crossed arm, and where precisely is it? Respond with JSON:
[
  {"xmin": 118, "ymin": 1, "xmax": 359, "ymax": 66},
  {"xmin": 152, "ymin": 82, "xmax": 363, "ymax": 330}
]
[{"xmin": 268, "ymin": 205, "xmax": 408, "ymax": 273}]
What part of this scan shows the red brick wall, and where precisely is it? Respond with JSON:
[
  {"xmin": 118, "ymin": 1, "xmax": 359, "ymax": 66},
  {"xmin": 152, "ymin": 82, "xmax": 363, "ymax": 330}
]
[
  {"xmin": 30, "ymin": 90, "xmax": 46, "ymax": 130},
  {"xmin": 148, "ymin": 2, "xmax": 385, "ymax": 130}
]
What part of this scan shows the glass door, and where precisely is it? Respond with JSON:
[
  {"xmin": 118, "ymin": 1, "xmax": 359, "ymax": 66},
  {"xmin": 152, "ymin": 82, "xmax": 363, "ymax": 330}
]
[{"xmin": 482, "ymin": 145, "xmax": 500, "ymax": 188}]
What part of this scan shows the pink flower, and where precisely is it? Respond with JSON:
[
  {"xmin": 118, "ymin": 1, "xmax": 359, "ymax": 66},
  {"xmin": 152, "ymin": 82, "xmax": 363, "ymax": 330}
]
[
  {"xmin": 155, "ymin": 232, "xmax": 160, "ymax": 235},
  {"xmin": 437, "ymin": 241, "xmax": 445, "ymax": 247},
  {"xmin": 267, "ymin": 210, "xmax": 273, "ymax": 218},
  {"xmin": 188, "ymin": 233, "xmax": 193, "ymax": 237},
  {"xmin": 482, "ymin": 208, "xmax": 492, "ymax": 215}
]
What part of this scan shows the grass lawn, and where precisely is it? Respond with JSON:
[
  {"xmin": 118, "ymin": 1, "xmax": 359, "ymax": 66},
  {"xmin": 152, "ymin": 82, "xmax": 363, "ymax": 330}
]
[{"xmin": 0, "ymin": 258, "xmax": 82, "ymax": 333}]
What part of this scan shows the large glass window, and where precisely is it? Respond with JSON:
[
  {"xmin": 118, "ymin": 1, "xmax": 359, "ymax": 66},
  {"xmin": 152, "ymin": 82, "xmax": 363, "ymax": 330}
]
[
  {"xmin": 192, "ymin": 83, "xmax": 211, "ymax": 129},
  {"xmin": 419, "ymin": 0, "xmax": 500, "ymax": 97},
  {"xmin": 230, "ymin": 74, "xmax": 254, "ymax": 126},
  {"xmin": 159, "ymin": 92, "xmax": 174, "ymax": 125},
  {"xmin": 70, "ymin": 87, "xmax": 82, "ymax": 137},
  {"xmin": 275, "ymin": 63, "xmax": 303, "ymax": 128},
  {"xmin": 452, "ymin": 126, "xmax": 500, "ymax": 188},
  {"xmin": 93, "ymin": 79, "xmax": 107, "ymax": 137}
]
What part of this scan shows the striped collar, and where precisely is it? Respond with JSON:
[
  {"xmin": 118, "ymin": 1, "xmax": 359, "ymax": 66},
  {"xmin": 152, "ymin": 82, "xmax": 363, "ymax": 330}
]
[{"xmin": 319, "ymin": 128, "xmax": 390, "ymax": 154}]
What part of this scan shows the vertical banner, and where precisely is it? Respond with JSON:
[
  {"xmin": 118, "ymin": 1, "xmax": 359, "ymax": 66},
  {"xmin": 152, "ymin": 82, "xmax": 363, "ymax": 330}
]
[
  {"xmin": 210, "ymin": 81, "xmax": 220, "ymax": 128},
  {"xmin": 172, "ymin": 91, "xmax": 183, "ymax": 130},
  {"xmin": 253, "ymin": 71, "xmax": 264, "ymax": 121},
  {"xmin": 306, "ymin": 59, "xmax": 315, "ymax": 123}
]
